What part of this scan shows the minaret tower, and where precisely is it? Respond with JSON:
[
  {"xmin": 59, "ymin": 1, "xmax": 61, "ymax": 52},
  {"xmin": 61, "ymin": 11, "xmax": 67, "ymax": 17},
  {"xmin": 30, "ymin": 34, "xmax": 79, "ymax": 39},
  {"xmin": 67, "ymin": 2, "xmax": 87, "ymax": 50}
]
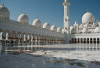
[{"xmin": 63, "ymin": 0, "xmax": 70, "ymax": 33}]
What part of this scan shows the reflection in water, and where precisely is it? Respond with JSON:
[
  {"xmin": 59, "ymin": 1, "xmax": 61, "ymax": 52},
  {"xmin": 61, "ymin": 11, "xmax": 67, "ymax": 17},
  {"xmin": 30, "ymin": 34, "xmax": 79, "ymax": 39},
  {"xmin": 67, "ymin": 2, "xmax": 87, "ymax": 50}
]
[
  {"xmin": 0, "ymin": 51, "xmax": 100, "ymax": 68},
  {"xmin": 0, "ymin": 43, "xmax": 100, "ymax": 68},
  {"xmin": 1, "ymin": 43, "xmax": 100, "ymax": 51}
]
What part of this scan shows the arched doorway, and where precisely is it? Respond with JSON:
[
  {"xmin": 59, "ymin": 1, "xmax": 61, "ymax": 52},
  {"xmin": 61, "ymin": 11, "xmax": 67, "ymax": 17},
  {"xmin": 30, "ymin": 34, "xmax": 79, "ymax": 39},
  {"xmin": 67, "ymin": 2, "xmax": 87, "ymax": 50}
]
[
  {"xmin": 87, "ymin": 38, "xmax": 89, "ymax": 44},
  {"xmin": 12, "ymin": 31, "xmax": 17, "ymax": 46},
  {"xmin": 72, "ymin": 38, "xmax": 74, "ymax": 43},
  {"xmin": 81, "ymin": 38, "xmax": 82, "ymax": 43},
  {"xmin": 97, "ymin": 38, "xmax": 99, "ymax": 44},
  {"xmin": 90, "ymin": 38, "xmax": 92, "ymax": 44},
  {"xmin": 78, "ymin": 38, "xmax": 79, "ymax": 43},
  {"xmin": 94, "ymin": 38, "xmax": 96, "ymax": 44},
  {"xmin": 75, "ymin": 38, "xmax": 76, "ymax": 43},
  {"xmin": 84, "ymin": 38, "xmax": 86, "ymax": 43}
]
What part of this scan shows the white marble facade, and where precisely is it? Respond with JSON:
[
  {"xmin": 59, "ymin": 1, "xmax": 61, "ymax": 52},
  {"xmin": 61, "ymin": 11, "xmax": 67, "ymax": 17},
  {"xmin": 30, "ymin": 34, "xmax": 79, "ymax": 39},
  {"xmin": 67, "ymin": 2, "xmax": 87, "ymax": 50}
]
[
  {"xmin": 0, "ymin": 0, "xmax": 100, "ymax": 45},
  {"xmin": 0, "ymin": 4, "xmax": 65, "ymax": 45}
]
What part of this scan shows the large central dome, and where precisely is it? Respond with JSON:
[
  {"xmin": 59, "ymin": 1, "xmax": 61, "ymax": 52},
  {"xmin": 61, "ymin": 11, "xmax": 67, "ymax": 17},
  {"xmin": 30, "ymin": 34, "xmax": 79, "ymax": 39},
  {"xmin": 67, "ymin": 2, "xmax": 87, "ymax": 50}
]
[
  {"xmin": 0, "ymin": 4, "xmax": 10, "ymax": 18},
  {"xmin": 82, "ymin": 12, "xmax": 95, "ymax": 24}
]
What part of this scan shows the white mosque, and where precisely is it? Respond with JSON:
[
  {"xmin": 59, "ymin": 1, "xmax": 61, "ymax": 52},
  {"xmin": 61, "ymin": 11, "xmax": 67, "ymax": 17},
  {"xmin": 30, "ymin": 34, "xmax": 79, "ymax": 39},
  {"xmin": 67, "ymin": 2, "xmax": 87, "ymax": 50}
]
[{"xmin": 0, "ymin": 0, "xmax": 100, "ymax": 45}]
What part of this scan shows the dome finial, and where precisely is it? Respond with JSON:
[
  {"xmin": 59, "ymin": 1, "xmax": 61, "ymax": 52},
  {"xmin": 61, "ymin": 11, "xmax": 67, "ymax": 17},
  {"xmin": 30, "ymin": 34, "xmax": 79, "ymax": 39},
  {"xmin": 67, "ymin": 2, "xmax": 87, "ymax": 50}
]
[
  {"xmin": 22, "ymin": 11, "xmax": 26, "ymax": 14},
  {"xmin": 87, "ymin": 9, "xmax": 89, "ymax": 12},
  {"xmin": 23, "ymin": 12, "xmax": 26, "ymax": 14},
  {"xmin": 2, "ymin": 3, "xmax": 5, "ymax": 7},
  {"xmin": 36, "ymin": 16, "xmax": 38, "ymax": 19}
]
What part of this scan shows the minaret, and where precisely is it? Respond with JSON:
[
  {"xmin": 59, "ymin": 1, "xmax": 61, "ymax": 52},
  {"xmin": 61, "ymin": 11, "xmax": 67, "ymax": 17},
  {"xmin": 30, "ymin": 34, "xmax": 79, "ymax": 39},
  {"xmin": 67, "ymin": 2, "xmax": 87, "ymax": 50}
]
[{"xmin": 63, "ymin": 0, "xmax": 70, "ymax": 33}]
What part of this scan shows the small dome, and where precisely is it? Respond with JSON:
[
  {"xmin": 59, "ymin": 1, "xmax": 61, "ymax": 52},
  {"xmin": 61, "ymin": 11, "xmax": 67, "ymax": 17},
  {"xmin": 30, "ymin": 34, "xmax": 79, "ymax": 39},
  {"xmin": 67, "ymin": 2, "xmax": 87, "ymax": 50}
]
[
  {"xmin": 82, "ymin": 12, "xmax": 95, "ymax": 24},
  {"xmin": 43, "ymin": 22, "xmax": 50, "ymax": 30},
  {"xmin": 94, "ymin": 27, "xmax": 100, "ymax": 33},
  {"xmin": 0, "ymin": 4, "xmax": 10, "ymax": 19},
  {"xmin": 18, "ymin": 13, "xmax": 29, "ymax": 25},
  {"xmin": 51, "ymin": 25, "xmax": 57, "ymax": 32},
  {"xmin": 70, "ymin": 26, "xmax": 76, "ymax": 34},
  {"xmin": 57, "ymin": 27, "xmax": 62, "ymax": 33},
  {"xmin": 32, "ymin": 18, "xmax": 41, "ymax": 27},
  {"xmin": 62, "ymin": 29, "xmax": 65, "ymax": 33},
  {"xmin": 82, "ymin": 27, "xmax": 88, "ymax": 33}
]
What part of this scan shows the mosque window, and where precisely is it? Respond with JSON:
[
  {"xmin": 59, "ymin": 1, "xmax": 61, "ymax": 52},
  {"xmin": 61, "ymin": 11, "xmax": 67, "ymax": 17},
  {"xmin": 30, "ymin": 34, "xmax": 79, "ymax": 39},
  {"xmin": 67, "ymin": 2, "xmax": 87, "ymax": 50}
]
[{"xmin": 89, "ymin": 22, "xmax": 93, "ymax": 24}]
